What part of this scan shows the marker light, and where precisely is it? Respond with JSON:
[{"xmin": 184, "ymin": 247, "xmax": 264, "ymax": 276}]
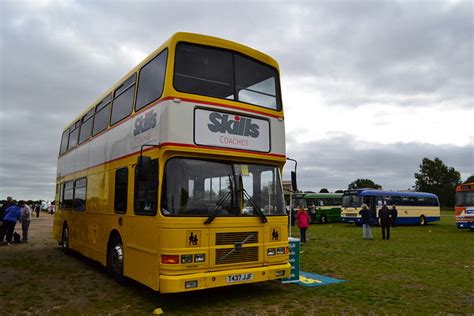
[
  {"xmin": 161, "ymin": 255, "xmax": 179, "ymax": 264},
  {"xmin": 267, "ymin": 248, "xmax": 276, "ymax": 256},
  {"xmin": 181, "ymin": 254, "xmax": 193, "ymax": 264},
  {"xmin": 194, "ymin": 254, "xmax": 206, "ymax": 263}
]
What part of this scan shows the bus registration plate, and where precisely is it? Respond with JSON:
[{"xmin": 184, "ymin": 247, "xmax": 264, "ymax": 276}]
[{"xmin": 226, "ymin": 273, "xmax": 253, "ymax": 283}]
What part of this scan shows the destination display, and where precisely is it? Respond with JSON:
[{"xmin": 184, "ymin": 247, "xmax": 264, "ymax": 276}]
[{"xmin": 194, "ymin": 108, "xmax": 270, "ymax": 152}]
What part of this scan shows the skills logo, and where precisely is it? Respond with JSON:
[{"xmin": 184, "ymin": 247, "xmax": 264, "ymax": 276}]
[
  {"xmin": 134, "ymin": 110, "xmax": 157, "ymax": 136},
  {"xmin": 207, "ymin": 112, "xmax": 259, "ymax": 138}
]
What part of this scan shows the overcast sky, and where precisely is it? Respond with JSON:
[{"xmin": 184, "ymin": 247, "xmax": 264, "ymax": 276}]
[{"xmin": 0, "ymin": 0, "xmax": 472, "ymax": 200}]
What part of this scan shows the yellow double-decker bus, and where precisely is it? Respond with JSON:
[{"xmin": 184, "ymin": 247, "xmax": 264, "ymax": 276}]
[{"xmin": 52, "ymin": 32, "xmax": 290, "ymax": 293}]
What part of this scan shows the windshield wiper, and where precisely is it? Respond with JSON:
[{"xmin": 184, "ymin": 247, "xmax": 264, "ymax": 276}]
[
  {"xmin": 204, "ymin": 175, "xmax": 233, "ymax": 225},
  {"xmin": 243, "ymin": 188, "xmax": 268, "ymax": 223}
]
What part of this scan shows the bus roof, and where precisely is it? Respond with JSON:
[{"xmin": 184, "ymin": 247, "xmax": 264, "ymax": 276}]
[
  {"xmin": 343, "ymin": 189, "xmax": 438, "ymax": 198},
  {"xmin": 64, "ymin": 32, "xmax": 280, "ymax": 130}
]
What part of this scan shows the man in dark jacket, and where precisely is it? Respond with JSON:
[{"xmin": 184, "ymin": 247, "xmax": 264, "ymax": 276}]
[
  {"xmin": 379, "ymin": 204, "xmax": 392, "ymax": 240},
  {"xmin": 390, "ymin": 205, "xmax": 398, "ymax": 227},
  {"xmin": 0, "ymin": 196, "xmax": 13, "ymax": 239},
  {"xmin": 0, "ymin": 196, "xmax": 13, "ymax": 221}
]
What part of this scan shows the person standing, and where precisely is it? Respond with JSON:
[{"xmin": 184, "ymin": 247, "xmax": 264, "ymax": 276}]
[
  {"xmin": 21, "ymin": 203, "xmax": 32, "ymax": 243},
  {"xmin": 308, "ymin": 202, "xmax": 316, "ymax": 223},
  {"xmin": 34, "ymin": 203, "xmax": 41, "ymax": 218},
  {"xmin": 391, "ymin": 204, "xmax": 398, "ymax": 227},
  {"xmin": 296, "ymin": 205, "xmax": 310, "ymax": 245},
  {"xmin": 359, "ymin": 203, "xmax": 373, "ymax": 240},
  {"xmin": 0, "ymin": 200, "xmax": 23, "ymax": 245},
  {"xmin": 379, "ymin": 204, "xmax": 392, "ymax": 240},
  {"xmin": 0, "ymin": 196, "xmax": 13, "ymax": 227}
]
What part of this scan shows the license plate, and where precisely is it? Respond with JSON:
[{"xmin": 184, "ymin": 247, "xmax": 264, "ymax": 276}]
[{"xmin": 226, "ymin": 273, "xmax": 253, "ymax": 283}]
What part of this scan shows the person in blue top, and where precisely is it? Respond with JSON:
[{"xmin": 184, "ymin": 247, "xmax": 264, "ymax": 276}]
[
  {"xmin": 358, "ymin": 203, "xmax": 373, "ymax": 240},
  {"xmin": 0, "ymin": 200, "xmax": 24, "ymax": 245}
]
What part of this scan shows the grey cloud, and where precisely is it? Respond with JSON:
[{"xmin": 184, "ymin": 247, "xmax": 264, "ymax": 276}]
[
  {"xmin": 0, "ymin": 0, "xmax": 472, "ymax": 200},
  {"xmin": 277, "ymin": 1, "xmax": 473, "ymax": 107},
  {"xmin": 284, "ymin": 136, "xmax": 474, "ymax": 192}
]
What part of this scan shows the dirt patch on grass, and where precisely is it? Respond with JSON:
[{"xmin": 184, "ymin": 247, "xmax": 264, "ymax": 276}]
[{"xmin": 0, "ymin": 215, "xmax": 116, "ymax": 314}]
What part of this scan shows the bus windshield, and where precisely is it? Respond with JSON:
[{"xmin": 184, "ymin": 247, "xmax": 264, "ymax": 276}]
[
  {"xmin": 456, "ymin": 191, "xmax": 474, "ymax": 207},
  {"xmin": 174, "ymin": 43, "xmax": 281, "ymax": 110},
  {"xmin": 342, "ymin": 194, "xmax": 363, "ymax": 207},
  {"xmin": 162, "ymin": 158, "xmax": 285, "ymax": 216}
]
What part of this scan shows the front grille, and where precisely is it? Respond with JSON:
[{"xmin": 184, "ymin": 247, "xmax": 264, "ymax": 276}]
[
  {"xmin": 215, "ymin": 231, "xmax": 258, "ymax": 245},
  {"xmin": 345, "ymin": 213, "xmax": 358, "ymax": 217},
  {"xmin": 215, "ymin": 246, "xmax": 259, "ymax": 265}
]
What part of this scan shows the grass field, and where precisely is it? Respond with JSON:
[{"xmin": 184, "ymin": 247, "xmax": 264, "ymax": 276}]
[{"xmin": 0, "ymin": 211, "xmax": 472, "ymax": 315}]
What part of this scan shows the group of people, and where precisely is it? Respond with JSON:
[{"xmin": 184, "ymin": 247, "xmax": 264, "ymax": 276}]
[
  {"xmin": 359, "ymin": 203, "xmax": 398, "ymax": 240},
  {"xmin": 0, "ymin": 196, "xmax": 39, "ymax": 246},
  {"xmin": 294, "ymin": 203, "xmax": 399, "ymax": 244}
]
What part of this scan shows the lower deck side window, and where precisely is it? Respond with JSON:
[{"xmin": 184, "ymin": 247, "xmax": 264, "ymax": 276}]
[
  {"xmin": 134, "ymin": 159, "xmax": 158, "ymax": 215},
  {"xmin": 115, "ymin": 167, "xmax": 128, "ymax": 213},
  {"xmin": 61, "ymin": 177, "xmax": 87, "ymax": 211}
]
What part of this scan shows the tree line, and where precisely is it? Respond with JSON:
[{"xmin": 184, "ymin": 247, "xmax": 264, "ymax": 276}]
[{"xmin": 316, "ymin": 157, "xmax": 473, "ymax": 207}]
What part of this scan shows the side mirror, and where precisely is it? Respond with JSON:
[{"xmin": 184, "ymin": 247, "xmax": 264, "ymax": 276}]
[
  {"xmin": 291, "ymin": 171, "xmax": 298, "ymax": 192},
  {"xmin": 137, "ymin": 155, "xmax": 151, "ymax": 181}
]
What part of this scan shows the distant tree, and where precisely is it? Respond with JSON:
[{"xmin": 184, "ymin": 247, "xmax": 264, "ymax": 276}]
[
  {"xmin": 464, "ymin": 175, "xmax": 474, "ymax": 183},
  {"xmin": 319, "ymin": 188, "xmax": 329, "ymax": 193},
  {"xmin": 414, "ymin": 157, "xmax": 461, "ymax": 207},
  {"xmin": 348, "ymin": 179, "xmax": 382, "ymax": 190},
  {"xmin": 335, "ymin": 190, "xmax": 344, "ymax": 193}
]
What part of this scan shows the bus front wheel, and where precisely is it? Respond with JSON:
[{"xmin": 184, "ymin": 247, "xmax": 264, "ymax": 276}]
[
  {"xmin": 419, "ymin": 215, "xmax": 427, "ymax": 226},
  {"xmin": 107, "ymin": 237, "xmax": 124, "ymax": 283}
]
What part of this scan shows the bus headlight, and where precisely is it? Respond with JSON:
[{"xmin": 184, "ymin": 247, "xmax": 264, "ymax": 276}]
[
  {"xmin": 181, "ymin": 254, "xmax": 193, "ymax": 264},
  {"xmin": 194, "ymin": 254, "xmax": 206, "ymax": 263},
  {"xmin": 276, "ymin": 247, "xmax": 286, "ymax": 255},
  {"xmin": 267, "ymin": 248, "xmax": 276, "ymax": 256}
]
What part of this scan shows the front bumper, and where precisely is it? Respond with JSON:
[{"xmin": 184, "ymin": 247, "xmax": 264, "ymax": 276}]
[
  {"xmin": 456, "ymin": 221, "xmax": 474, "ymax": 229},
  {"xmin": 342, "ymin": 217, "xmax": 361, "ymax": 224},
  {"xmin": 159, "ymin": 263, "xmax": 291, "ymax": 293}
]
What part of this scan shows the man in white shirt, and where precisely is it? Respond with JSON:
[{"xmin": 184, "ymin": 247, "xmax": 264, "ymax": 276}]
[{"xmin": 21, "ymin": 203, "xmax": 32, "ymax": 243}]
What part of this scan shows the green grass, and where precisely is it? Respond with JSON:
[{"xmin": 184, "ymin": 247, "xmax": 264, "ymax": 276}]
[{"xmin": 0, "ymin": 211, "xmax": 472, "ymax": 314}]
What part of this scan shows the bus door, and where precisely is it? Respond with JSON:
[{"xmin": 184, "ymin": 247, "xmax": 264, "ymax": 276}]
[{"xmin": 123, "ymin": 161, "xmax": 160, "ymax": 290}]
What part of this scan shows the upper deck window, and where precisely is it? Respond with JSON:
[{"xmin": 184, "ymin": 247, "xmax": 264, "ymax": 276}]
[
  {"xmin": 174, "ymin": 43, "xmax": 281, "ymax": 111},
  {"xmin": 136, "ymin": 50, "xmax": 168, "ymax": 111},
  {"xmin": 59, "ymin": 128, "xmax": 69, "ymax": 155},
  {"xmin": 111, "ymin": 74, "xmax": 136, "ymax": 126},
  {"xmin": 456, "ymin": 191, "xmax": 474, "ymax": 207},
  {"xmin": 67, "ymin": 120, "xmax": 80, "ymax": 151},
  {"xmin": 79, "ymin": 109, "xmax": 94, "ymax": 144},
  {"xmin": 93, "ymin": 94, "xmax": 112, "ymax": 136}
]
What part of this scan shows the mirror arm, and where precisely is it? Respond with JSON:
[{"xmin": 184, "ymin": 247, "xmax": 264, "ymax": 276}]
[{"xmin": 139, "ymin": 144, "xmax": 160, "ymax": 159}]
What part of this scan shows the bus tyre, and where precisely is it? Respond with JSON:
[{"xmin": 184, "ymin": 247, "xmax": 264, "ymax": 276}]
[
  {"xmin": 320, "ymin": 215, "xmax": 327, "ymax": 224},
  {"xmin": 61, "ymin": 225, "xmax": 70, "ymax": 255},
  {"xmin": 107, "ymin": 237, "xmax": 125, "ymax": 283},
  {"xmin": 419, "ymin": 215, "xmax": 427, "ymax": 226}
]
